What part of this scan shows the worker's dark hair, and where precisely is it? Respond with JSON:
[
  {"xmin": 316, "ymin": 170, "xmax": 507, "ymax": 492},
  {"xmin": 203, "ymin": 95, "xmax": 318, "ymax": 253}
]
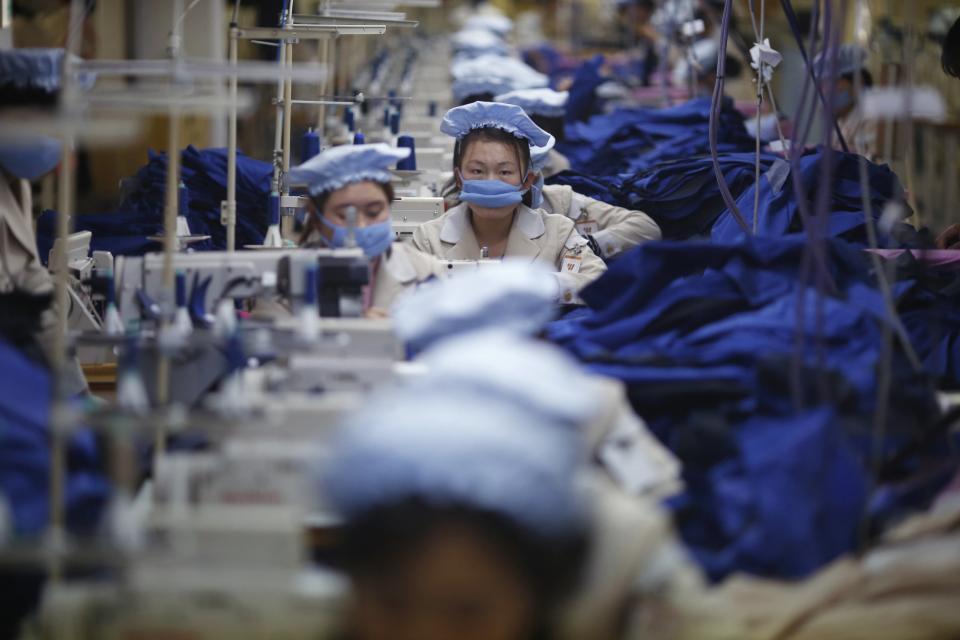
[
  {"xmin": 332, "ymin": 497, "xmax": 588, "ymax": 640},
  {"xmin": 458, "ymin": 92, "xmax": 495, "ymax": 106},
  {"xmin": 298, "ymin": 180, "xmax": 394, "ymax": 245},
  {"xmin": 453, "ymin": 126, "xmax": 533, "ymax": 176},
  {"xmin": 942, "ymin": 16, "xmax": 960, "ymax": 78},
  {"xmin": 618, "ymin": 0, "xmax": 654, "ymax": 11},
  {"xmin": 531, "ymin": 114, "xmax": 565, "ymax": 143},
  {"xmin": 841, "ymin": 69, "xmax": 874, "ymax": 88}
]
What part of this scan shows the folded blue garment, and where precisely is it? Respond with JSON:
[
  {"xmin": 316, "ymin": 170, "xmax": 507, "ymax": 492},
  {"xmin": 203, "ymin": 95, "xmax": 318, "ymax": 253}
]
[
  {"xmin": 548, "ymin": 236, "xmax": 959, "ymax": 581},
  {"xmin": 0, "ymin": 339, "xmax": 109, "ymax": 538},
  {"xmin": 36, "ymin": 146, "xmax": 276, "ymax": 260},
  {"xmin": 558, "ymin": 97, "xmax": 752, "ymax": 175},
  {"xmin": 564, "ymin": 54, "xmax": 606, "ymax": 123},
  {"xmin": 549, "ymin": 152, "xmax": 784, "ymax": 240},
  {"xmin": 712, "ymin": 148, "xmax": 905, "ymax": 246}
]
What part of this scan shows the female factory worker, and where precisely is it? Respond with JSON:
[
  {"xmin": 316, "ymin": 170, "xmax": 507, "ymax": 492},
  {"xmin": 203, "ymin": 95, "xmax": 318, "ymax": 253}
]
[
  {"xmin": 323, "ymin": 381, "xmax": 589, "ymax": 640},
  {"xmin": 412, "ymin": 102, "xmax": 606, "ymax": 302},
  {"xmin": 815, "ymin": 44, "xmax": 877, "ymax": 160},
  {"xmin": 289, "ymin": 144, "xmax": 445, "ymax": 316},
  {"xmin": 494, "ymin": 88, "xmax": 662, "ymax": 260},
  {"xmin": 0, "ymin": 49, "xmax": 88, "ymax": 396}
]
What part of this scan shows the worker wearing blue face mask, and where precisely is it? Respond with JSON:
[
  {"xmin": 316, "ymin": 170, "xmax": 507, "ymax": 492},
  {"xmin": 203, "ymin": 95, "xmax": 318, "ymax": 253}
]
[
  {"xmin": 495, "ymin": 88, "xmax": 662, "ymax": 260},
  {"xmin": 290, "ymin": 144, "xmax": 446, "ymax": 317},
  {"xmin": 0, "ymin": 49, "xmax": 88, "ymax": 396},
  {"xmin": 412, "ymin": 102, "xmax": 606, "ymax": 304},
  {"xmin": 815, "ymin": 44, "xmax": 876, "ymax": 161}
]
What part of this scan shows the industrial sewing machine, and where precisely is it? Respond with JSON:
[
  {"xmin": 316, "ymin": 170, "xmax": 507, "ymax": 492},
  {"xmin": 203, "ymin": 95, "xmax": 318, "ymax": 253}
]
[
  {"xmin": 391, "ymin": 195, "xmax": 444, "ymax": 235},
  {"xmin": 113, "ymin": 246, "xmax": 370, "ymax": 326}
]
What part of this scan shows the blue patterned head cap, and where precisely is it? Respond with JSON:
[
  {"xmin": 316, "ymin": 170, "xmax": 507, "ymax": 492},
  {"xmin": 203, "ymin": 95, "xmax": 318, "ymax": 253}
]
[
  {"xmin": 451, "ymin": 55, "xmax": 548, "ymax": 88},
  {"xmin": 441, "ymin": 101, "xmax": 554, "ymax": 148},
  {"xmin": 452, "ymin": 75, "xmax": 516, "ymax": 103},
  {"xmin": 451, "ymin": 28, "xmax": 510, "ymax": 56},
  {"xmin": 530, "ymin": 136, "xmax": 556, "ymax": 172},
  {"xmin": 288, "ymin": 143, "xmax": 410, "ymax": 196},
  {"xmin": 393, "ymin": 260, "xmax": 560, "ymax": 353},
  {"xmin": 813, "ymin": 44, "xmax": 868, "ymax": 79},
  {"xmin": 0, "ymin": 48, "xmax": 95, "ymax": 95},
  {"xmin": 494, "ymin": 88, "xmax": 569, "ymax": 118},
  {"xmin": 464, "ymin": 14, "xmax": 514, "ymax": 36},
  {"xmin": 321, "ymin": 336, "xmax": 590, "ymax": 537}
]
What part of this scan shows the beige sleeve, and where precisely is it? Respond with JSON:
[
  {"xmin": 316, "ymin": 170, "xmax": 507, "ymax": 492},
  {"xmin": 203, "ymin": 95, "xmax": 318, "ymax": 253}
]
[{"xmin": 577, "ymin": 194, "xmax": 662, "ymax": 258}]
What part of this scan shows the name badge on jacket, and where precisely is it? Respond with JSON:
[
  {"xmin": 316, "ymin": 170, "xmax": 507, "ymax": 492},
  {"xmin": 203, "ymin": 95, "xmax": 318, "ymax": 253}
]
[
  {"xmin": 561, "ymin": 255, "xmax": 582, "ymax": 273},
  {"xmin": 576, "ymin": 220, "xmax": 599, "ymax": 236}
]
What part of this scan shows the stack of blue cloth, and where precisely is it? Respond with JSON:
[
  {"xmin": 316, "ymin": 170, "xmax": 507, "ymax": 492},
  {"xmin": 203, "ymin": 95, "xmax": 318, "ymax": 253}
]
[
  {"xmin": 558, "ymin": 96, "xmax": 753, "ymax": 175},
  {"xmin": 36, "ymin": 146, "xmax": 273, "ymax": 259},
  {"xmin": 0, "ymin": 339, "xmax": 108, "ymax": 538},
  {"xmin": 550, "ymin": 147, "xmax": 907, "ymax": 244},
  {"xmin": 548, "ymin": 237, "xmax": 960, "ymax": 581},
  {"xmin": 119, "ymin": 145, "xmax": 273, "ymax": 249},
  {"xmin": 712, "ymin": 147, "xmax": 906, "ymax": 246},
  {"xmin": 551, "ymin": 152, "xmax": 782, "ymax": 240}
]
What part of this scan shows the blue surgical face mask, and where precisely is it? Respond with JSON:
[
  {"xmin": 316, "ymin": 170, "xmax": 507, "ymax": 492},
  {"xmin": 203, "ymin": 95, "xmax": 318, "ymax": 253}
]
[
  {"xmin": 834, "ymin": 89, "xmax": 854, "ymax": 115},
  {"xmin": 0, "ymin": 136, "xmax": 63, "ymax": 181},
  {"xmin": 355, "ymin": 221, "xmax": 394, "ymax": 258},
  {"xmin": 320, "ymin": 216, "xmax": 393, "ymax": 258},
  {"xmin": 458, "ymin": 170, "xmax": 529, "ymax": 209}
]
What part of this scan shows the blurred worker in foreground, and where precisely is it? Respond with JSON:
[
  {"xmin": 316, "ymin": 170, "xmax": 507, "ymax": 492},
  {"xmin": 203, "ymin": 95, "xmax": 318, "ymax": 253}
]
[
  {"xmin": 324, "ymin": 383, "xmax": 589, "ymax": 640},
  {"xmin": 0, "ymin": 48, "xmax": 87, "ymax": 395},
  {"xmin": 815, "ymin": 44, "xmax": 877, "ymax": 160},
  {"xmin": 494, "ymin": 88, "xmax": 662, "ymax": 260},
  {"xmin": 289, "ymin": 144, "xmax": 446, "ymax": 317},
  {"xmin": 415, "ymin": 102, "xmax": 605, "ymax": 303}
]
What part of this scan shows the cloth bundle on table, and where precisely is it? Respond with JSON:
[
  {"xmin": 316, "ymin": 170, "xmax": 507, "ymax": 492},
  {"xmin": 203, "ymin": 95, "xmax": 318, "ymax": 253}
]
[
  {"xmin": 712, "ymin": 147, "xmax": 908, "ymax": 247},
  {"xmin": 547, "ymin": 237, "xmax": 960, "ymax": 582},
  {"xmin": 551, "ymin": 148, "xmax": 908, "ymax": 243},
  {"xmin": 549, "ymin": 152, "xmax": 784, "ymax": 240},
  {"xmin": 0, "ymin": 338, "xmax": 108, "ymax": 538},
  {"xmin": 36, "ymin": 146, "xmax": 273, "ymax": 259},
  {"xmin": 0, "ymin": 337, "xmax": 110, "ymax": 635},
  {"xmin": 559, "ymin": 97, "xmax": 753, "ymax": 176},
  {"xmin": 564, "ymin": 54, "xmax": 607, "ymax": 124}
]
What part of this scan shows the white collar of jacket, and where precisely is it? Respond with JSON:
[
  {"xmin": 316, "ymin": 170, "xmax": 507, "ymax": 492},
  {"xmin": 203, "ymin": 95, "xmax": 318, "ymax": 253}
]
[{"xmin": 439, "ymin": 202, "xmax": 546, "ymax": 244}]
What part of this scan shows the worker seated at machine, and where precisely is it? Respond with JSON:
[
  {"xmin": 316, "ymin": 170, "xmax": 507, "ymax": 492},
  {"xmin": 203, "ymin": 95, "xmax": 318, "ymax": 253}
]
[
  {"xmin": 494, "ymin": 88, "xmax": 662, "ymax": 260},
  {"xmin": 322, "ymin": 383, "xmax": 589, "ymax": 640},
  {"xmin": 413, "ymin": 102, "xmax": 606, "ymax": 301},
  {"xmin": 0, "ymin": 48, "xmax": 88, "ymax": 396},
  {"xmin": 290, "ymin": 143, "xmax": 446, "ymax": 317},
  {"xmin": 815, "ymin": 44, "xmax": 877, "ymax": 161}
]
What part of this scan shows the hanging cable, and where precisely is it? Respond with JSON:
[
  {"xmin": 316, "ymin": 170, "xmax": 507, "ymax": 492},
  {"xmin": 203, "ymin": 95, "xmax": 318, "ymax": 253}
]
[
  {"xmin": 174, "ymin": 0, "xmax": 204, "ymax": 31},
  {"xmin": 747, "ymin": 0, "xmax": 767, "ymax": 234},
  {"xmin": 708, "ymin": 0, "xmax": 751, "ymax": 235}
]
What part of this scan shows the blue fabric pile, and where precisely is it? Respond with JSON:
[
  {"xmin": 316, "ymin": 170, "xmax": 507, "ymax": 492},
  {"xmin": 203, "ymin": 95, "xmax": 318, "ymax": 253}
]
[
  {"xmin": 36, "ymin": 146, "xmax": 273, "ymax": 259},
  {"xmin": 563, "ymin": 54, "xmax": 606, "ymax": 123},
  {"xmin": 0, "ymin": 339, "xmax": 109, "ymax": 537},
  {"xmin": 548, "ymin": 237, "xmax": 960, "ymax": 581},
  {"xmin": 558, "ymin": 96, "xmax": 753, "ymax": 175},
  {"xmin": 712, "ymin": 147, "xmax": 906, "ymax": 247},
  {"xmin": 551, "ymin": 152, "xmax": 784, "ymax": 240},
  {"xmin": 550, "ymin": 147, "xmax": 908, "ymax": 244}
]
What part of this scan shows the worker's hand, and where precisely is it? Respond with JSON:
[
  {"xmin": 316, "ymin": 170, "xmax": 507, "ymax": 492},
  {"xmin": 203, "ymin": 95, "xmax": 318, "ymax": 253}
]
[
  {"xmin": 935, "ymin": 223, "xmax": 960, "ymax": 250},
  {"xmin": 364, "ymin": 307, "xmax": 389, "ymax": 319}
]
